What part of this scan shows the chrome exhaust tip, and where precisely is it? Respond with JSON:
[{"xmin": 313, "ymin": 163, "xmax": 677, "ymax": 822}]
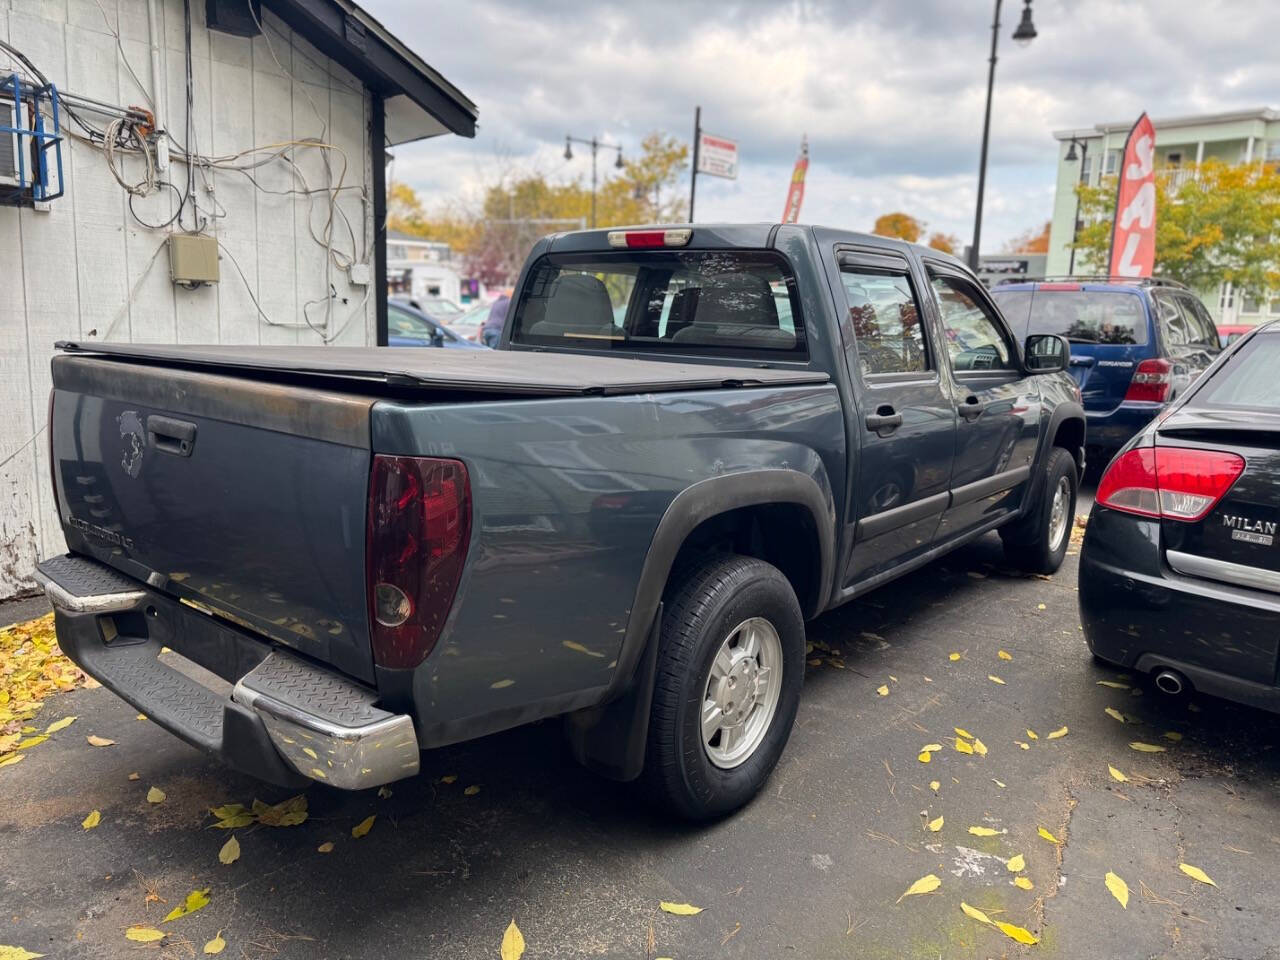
[{"xmin": 1154, "ymin": 669, "xmax": 1185, "ymax": 696}]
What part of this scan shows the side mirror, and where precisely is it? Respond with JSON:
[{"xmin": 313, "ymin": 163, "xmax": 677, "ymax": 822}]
[{"xmin": 1024, "ymin": 334, "xmax": 1069, "ymax": 373}]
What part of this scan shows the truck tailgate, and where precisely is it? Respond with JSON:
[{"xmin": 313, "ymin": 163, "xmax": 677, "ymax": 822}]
[{"xmin": 50, "ymin": 355, "xmax": 377, "ymax": 683}]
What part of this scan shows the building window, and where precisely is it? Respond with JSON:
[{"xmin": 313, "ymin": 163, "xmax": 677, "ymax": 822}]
[
  {"xmin": 1104, "ymin": 149, "xmax": 1120, "ymax": 176},
  {"xmin": 388, "ymin": 244, "xmax": 407, "ymax": 260},
  {"xmin": 1218, "ymin": 282, "xmax": 1234, "ymax": 312},
  {"xmin": 1266, "ymin": 140, "xmax": 1280, "ymax": 162},
  {"xmin": 1079, "ymin": 153, "xmax": 1093, "ymax": 183},
  {"xmin": 1241, "ymin": 292, "xmax": 1262, "ymax": 315},
  {"xmin": 1166, "ymin": 151, "xmax": 1182, "ymax": 168}
]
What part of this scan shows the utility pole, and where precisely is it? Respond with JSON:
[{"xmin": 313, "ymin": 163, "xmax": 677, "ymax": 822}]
[
  {"xmin": 689, "ymin": 105, "xmax": 701, "ymax": 222},
  {"xmin": 565, "ymin": 134, "xmax": 624, "ymax": 229}
]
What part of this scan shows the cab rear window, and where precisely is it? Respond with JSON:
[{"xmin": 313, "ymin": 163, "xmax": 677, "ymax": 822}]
[
  {"xmin": 509, "ymin": 251, "xmax": 806, "ymax": 360},
  {"xmin": 993, "ymin": 289, "xmax": 1149, "ymax": 345}
]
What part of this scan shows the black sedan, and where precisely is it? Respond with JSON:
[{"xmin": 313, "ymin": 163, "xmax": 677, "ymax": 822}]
[{"xmin": 1080, "ymin": 320, "xmax": 1280, "ymax": 713}]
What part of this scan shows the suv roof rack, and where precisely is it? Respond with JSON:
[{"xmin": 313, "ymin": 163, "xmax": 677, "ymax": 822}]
[{"xmin": 995, "ymin": 275, "xmax": 1190, "ymax": 290}]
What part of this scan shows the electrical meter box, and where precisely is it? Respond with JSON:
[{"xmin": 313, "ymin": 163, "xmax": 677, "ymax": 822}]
[{"xmin": 169, "ymin": 233, "xmax": 219, "ymax": 286}]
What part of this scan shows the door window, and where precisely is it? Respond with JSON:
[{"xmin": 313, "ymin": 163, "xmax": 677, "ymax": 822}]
[
  {"xmin": 389, "ymin": 305, "xmax": 436, "ymax": 340},
  {"xmin": 928, "ymin": 274, "xmax": 1014, "ymax": 371},
  {"xmin": 1176, "ymin": 295, "xmax": 1221, "ymax": 348},
  {"xmin": 839, "ymin": 266, "xmax": 929, "ymax": 376}
]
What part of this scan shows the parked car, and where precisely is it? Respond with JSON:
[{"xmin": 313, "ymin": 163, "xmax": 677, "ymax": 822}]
[
  {"xmin": 36, "ymin": 224, "xmax": 1083, "ymax": 820},
  {"xmin": 1080, "ymin": 320, "xmax": 1280, "ymax": 713},
  {"xmin": 397, "ymin": 296, "xmax": 465, "ymax": 323},
  {"xmin": 388, "ymin": 298, "xmax": 487, "ymax": 349},
  {"xmin": 446, "ymin": 301, "xmax": 491, "ymax": 342},
  {"xmin": 1215, "ymin": 323, "xmax": 1253, "ymax": 348},
  {"xmin": 992, "ymin": 278, "xmax": 1220, "ymax": 466}
]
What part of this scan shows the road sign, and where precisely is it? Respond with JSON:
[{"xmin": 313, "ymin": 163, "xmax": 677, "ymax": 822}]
[{"xmin": 696, "ymin": 133, "xmax": 738, "ymax": 180}]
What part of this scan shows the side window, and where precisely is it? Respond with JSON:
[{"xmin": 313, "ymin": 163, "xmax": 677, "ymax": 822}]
[
  {"xmin": 389, "ymin": 306, "xmax": 429, "ymax": 338},
  {"xmin": 928, "ymin": 274, "xmax": 1014, "ymax": 371},
  {"xmin": 839, "ymin": 265, "xmax": 929, "ymax": 377},
  {"xmin": 1176, "ymin": 295, "xmax": 1219, "ymax": 347},
  {"xmin": 1152, "ymin": 290, "xmax": 1190, "ymax": 345}
]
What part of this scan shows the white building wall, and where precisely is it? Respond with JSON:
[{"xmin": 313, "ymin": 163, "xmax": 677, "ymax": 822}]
[{"xmin": 0, "ymin": 0, "xmax": 376, "ymax": 598}]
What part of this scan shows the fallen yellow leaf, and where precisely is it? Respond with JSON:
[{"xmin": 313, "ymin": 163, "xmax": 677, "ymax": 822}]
[
  {"xmin": 992, "ymin": 778, "xmax": 1006, "ymax": 788},
  {"xmin": 920, "ymin": 743, "xmax": 942, "ymax": 753},
  {"xmin": 127, "ymin": 772, "xmax": 139, "ymax": 781},
  {"xmin": 1105, "ymin": 871, "xmax": 1130, "ymax": 908},
  {"xmin": 81, "ymin": 810, "xmax": 100, "ymax": 830},
  {"xmin": 317, "ymin": 841, "xmax": 334, "ymax": 853},
  {"xmin": 0, "ymin": 754, "xmax": 23, "ymax": 768},
  {"xmin": 1013, "ymin": 876, "xmax": 1034, "ymax": 890},
  {"xmin": 136, "ymin": 713, "xmax": 147, "ymax": 721},
  {"xmin": 954, "ymin": 727, "xmax": 973, "ymax": 739},
  {"xmin": 0, "ymin": 947, "xmax": 45, "ymax": 960},
  {"xmin": 895, "ymin": 873, "xmax": 941, "ymax": 903},
  {"xmin": 440, "ymin": 775, "xmax": 457, "ymax": 784},
  {"xmin": 929, "ymin": 780, "xmax": 940, "ymax": 792},
  {"xmin": 948, "ymin": 652, "xmax": 962, "ymax": 661},
  {"xmin": 1105, "ymin": 707, "xmax": 1127, "ymax": 723},
  {"xmin": 500, "ymin": 920, "xmax": 526, "ymax": 960},
  {"xmin": 968, "ymin": 826, "xmax": 1000, "ymax": 837},
  {"xmin": 988, "ymin": 675, "xmax": 1006, "ymax": 685},
  {"xmin": 562, "ymin": 639, "xmax": 604, "ymax": 658},
  {"xmin": 351, "ymin": 815, "xmax": 376, "ymax": 838},
  {"xmin": 1026, "ymin": 729, "xmax": 1038, "ymax": 740},
  {"xmin": 998, "ymin": 650, "xmax": 1013, "ymax": 661},
  {"xmin": 1097, "ymin": 680, "xmax": 1129, "ymax": 689},
  {"xmin": 16, "ymin": 736, "xmax": 47, "ymax": 750},
  {"xmin": 1178, "ymin": 863, "xmax": 1216, "ymax": 886},
  {"xmin": 203, "ymin": 933, "xmax": 226, "ymax": 955},
  {"xmin": 954, "ymin": 739, "xmax": 974, "ymax": 755},
  {"xmin": 927, "ymin": 815, "xmax": 944, "ymax": 832},
  {"xmin": 490, "ymin": 679, "xmax": 515, "ymax": 689},
  {"xmin": 86, "ymin": 735, "xmax": 114, "ymax": 747},
  {"xmin": 146, "ymin": 787, "xmax": 165, "ymax": 804},
  {"xmin": 124, "ymin": 927, "xmax": 165, "ymax": 943},
  {"xmin": 218, "ymin": 835, "xmax": 240, "ymax": 865},
  {"xmin": 960, "ymin": 901, "xmax": 991, "ymax": 925},
  {"xmin": 162, "ymin": 888, "xmax": 210, "ymax": 923},
  {"xmin": 255, "ymin": 794, "xmax": 308, "ymax": 827},
  {"xmin": 659, "ymin": 901, "xmax": 703, "ymax": 916},
  {"xmin": 1006, "ymin": 853, "xmax": 1025, "ymax": 872},
  {"xmin": 213, "ymin": 813, "xmax": 255, "ymax": 829},
  {"xmin": 1037, "ymin": 826, "xmax": 1060, "ymax": 843},
  {"xmin": 1047, "ymin": 726, "xmax": 1068, "ymax": 739},
  {"xmin": 972, "ymin": 738, "xmax": 988, "ymax": 757},
  {"xmin": 44, "ymin": 715, "xmax": 76, "ymax": 734},
  {"xmin": 917, "ymin": 751, "xmax": 931, "ymax": 763},
  {"xmin": 1016, "ymin": 741, "xmax": 1030, "ymax": 750},
  {"xmin": 876, "ymin": 685, "xmax": 889, "ymax": 697},
  {"xmin": 1037, "ymin": 603, "xmax": 1046, "ymax": 610},
  {"xmin": 464, "ymin": 785, "xmax": 481, "ymax": 796},
  {"xmin": 1163, "ymin": 731, "xmax": 1183, "ymax": 742},
  {"xmin": 994, "ymin": 920, "xmax": 1039, "ymax": 945},
  {"xmin": 210, "ymin": 804, "xmax": 246, "ymax": 820},
  {"xmin": 1109, "ymin": 765, "xmax": 1128, "ymax": 782},
  {"xmin": 1129, "ymin": 742, "xmax": 1167, "ymax": 753}
]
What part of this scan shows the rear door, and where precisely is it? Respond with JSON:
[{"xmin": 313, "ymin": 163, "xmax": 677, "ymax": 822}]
[
  {"xmin": 836, "ymin": 248, "xmax": 955, "ymax": 584},
  {"xmin": 923, "ymin": 265, "xmax": 1043, "ymax": 540},
  {"xmin": 50, "ymin": 355, "xmax": 377, "ymax": 682}
]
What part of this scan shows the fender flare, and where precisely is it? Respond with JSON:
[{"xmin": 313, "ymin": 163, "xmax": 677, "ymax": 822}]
[
  {"xmin": 608, "ymin": 468, "xmax": 835, "ymax": 703},
  {"xmin": 1025, "ymin": 401, "xmax": 1086, "ymax": 517}
]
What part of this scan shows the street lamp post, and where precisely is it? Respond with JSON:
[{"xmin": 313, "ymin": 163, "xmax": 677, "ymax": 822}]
[
  {"xmin": 564, "ymin": 134, "xmax": 625, "ymax": 229},
  {"xmin": 969, "ymin": 0, "xmax": 1037, "ymax": 271},
  {"xmin": 1063, "ymin": 137, "xmax": 1090, "ymax": 275}
]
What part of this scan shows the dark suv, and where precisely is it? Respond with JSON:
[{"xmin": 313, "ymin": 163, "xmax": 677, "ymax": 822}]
[{"xmin": 992, "ymin": 278, "xmax": 1220, "ymax": 465}]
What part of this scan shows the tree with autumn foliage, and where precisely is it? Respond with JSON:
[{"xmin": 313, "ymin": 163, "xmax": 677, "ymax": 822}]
[
  {"xmin": 927, "ymin": 232, "xmax": 960, "ymax": 255},
  {"xmin": 872, "ymin": 212, "xmax": 925, "ymax": 243},
  {"xmin": 1071, "ymin": 160, "xmax": 1280, "ymax": 293},
  {"xmin": 1003, "ymin": 221, "xmax": 1051, "ymax": 254}
]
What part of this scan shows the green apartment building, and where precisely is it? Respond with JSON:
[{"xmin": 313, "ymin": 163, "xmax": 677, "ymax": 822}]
[{"xmin": 1046, "ymin": 107, "xmax": 1280, "ymax": 324}]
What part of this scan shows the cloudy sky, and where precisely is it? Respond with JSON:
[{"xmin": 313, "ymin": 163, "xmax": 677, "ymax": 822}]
[{"xmin": 376, "ymin": 0, "xmax": 1279, "ymax": 252}]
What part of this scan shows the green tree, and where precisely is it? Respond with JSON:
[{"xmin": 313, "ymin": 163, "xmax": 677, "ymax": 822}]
[
  {"xmin": 1072, "ymin": 159, "xmax": 1280, "ymax": 293},
  {"xmin": 872, "ymin": 212, "xmax": 925, "ymax": 243}
]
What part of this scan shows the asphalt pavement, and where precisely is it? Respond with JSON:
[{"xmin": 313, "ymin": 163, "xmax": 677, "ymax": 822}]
[{"xmin": 2, "ymin": 519, "xmax": 1277, "ymax": 959}]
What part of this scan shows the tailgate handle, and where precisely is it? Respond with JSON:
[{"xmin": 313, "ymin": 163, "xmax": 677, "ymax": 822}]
[{"xmin": 147, "ymin": 416, "xmax": 196, "ymax": 457}]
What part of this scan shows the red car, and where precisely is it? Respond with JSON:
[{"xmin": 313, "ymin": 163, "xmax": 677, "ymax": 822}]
[{"xmin": 1217, "ymin": 324, "xmax": 1254, "ymax": 347}]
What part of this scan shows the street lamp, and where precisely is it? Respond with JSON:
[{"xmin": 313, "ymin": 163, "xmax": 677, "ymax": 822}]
[
  {"xmin": 968, "ymin": 0, "xmax": 1036, "ymax": 271},
  {"xmin": 564, "ymin": 134, "xmax": 625, "ymax": 229},
  {"xmin": 1063, "ymin": 137, "xmax": 1090, "ymax": 274}
]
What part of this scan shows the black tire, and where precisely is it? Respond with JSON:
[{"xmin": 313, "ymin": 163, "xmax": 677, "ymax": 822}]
[
  {"xmin": 641, "ymin": 554, "xmax": 805, "ymax": 821},
  {"xmin": 1001, "ymin": 447, "xmax": 1077, "ymax": 574}
]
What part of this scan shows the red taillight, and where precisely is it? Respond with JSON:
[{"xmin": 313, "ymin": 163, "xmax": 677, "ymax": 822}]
[
  {"xmin": 1124, "ymin": 358, "xmax": 1172, "ymax": 403},
  {"xmin": 367, "ymin": 455, "xmax": 471, "ymax": 669},
  {"xmin": 1096, "ymin": 446, "xmax": 1244, "ymax": 522}
]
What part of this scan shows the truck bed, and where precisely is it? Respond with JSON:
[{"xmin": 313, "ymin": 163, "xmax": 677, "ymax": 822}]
[{"xmin": 55, "ymin": 341, "xmax": 829, "ymax": 397}]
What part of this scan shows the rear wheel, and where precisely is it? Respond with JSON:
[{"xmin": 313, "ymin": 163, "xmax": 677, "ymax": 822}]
[
  {"xmin": 642, "ymin": 554, "xmax": 805, "ymax": 820},
  {"xmin": 1001, "ymin": 447, "xmax": 1077, "ymax": 574}
]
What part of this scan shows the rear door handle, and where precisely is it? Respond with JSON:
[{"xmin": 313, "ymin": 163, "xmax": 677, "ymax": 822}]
[
  {"xmin": 865, "ymin": 404, "xmax": 903, "ymax": 436},
  {"xmin": 958, "ymin": 396, "xmax": 985, "ymax": 421},
  {"xmin": 147, "ymin": 415, "xmax": 196, "ymax": 457}
]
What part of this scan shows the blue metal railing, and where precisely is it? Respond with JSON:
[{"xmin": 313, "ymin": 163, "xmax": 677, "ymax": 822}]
[{"xmin": 1, "ymin": 73, "xmax": 64, "ymax": 205}]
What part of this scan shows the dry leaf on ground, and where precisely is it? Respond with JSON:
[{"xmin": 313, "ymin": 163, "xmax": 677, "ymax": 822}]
[
  {"xmin": 1105, "ymin": 871, "xmax": 1130, "ymax": 908},
  {"xmin": 1047, "ymin": 726, "xmax": 1068, "ymax": 739},
  {"xmin": 927, "ymin": 815, "xmax": 944, "ymax": 832},
  {"xmin": 987, "ymin": 675, "xmax": 1006, "ymax": 685},
  {"xmin": 968, "ymin": 826, "xmax": 1001, "ymax": 837},
  {"xmin": 44, "ymin": 716, "xmax": 76, "ymax": 734},
  {"xmin": 86, "ymin": 735, "xmax": 115, "ymax": 747},
  {"xmin": 81, "ymin": 810, "xmax": 100, "ymax": 830},
  {"xmin": 876, "ymin": 685, "xmax": 889, "ymax": 697},
  {"xmin": 351, "ymin": 815, "xmax": 376, "ymax": 838},
  {"xmin": 124, "ymin": 927, "xmax": 165, "ymax": 943},
  {"xmin": 0, "ymin": 947, "xmax": 46, "ymax": 960},
  {"xmin": 659, "ymin": 902, "xmax": 703, "ymax": 916},
  {"xmin": 1038, "ymin": 826, "xmax": 1060, "ymax": 843},
  {"xmin": 895, "ymin": 873, "xmax": 941, "ymax": 903},
  {"xmin": 1129, "ymin": 742, "xmax": 1166, "ymax": 753},
  {"xmin": 1178, "ymin": 863, "xmax": 1216, "ymax": 886},
  {"xmin": 218, "ymin": 835, "xmax": 240, "ymax": 865},
  {"xmin": 1013, "ymin": 876, "xmax": 1034, "ymax": 890},
  {"xmin": 1006, "ymin": 853, "xmax": 1025, "ymax": 872},
  {"xmin": 500, "ymin": 920, "xmax": 526, "ymax": 960},
  {"xmin": 994, "ymin": 920, "xmax": 1040, "ymax": 945},
  {"xmin": 162, "ymin": 888, "xmax": 210, "ymax": 923},
  {"xmin": 146, "ymin": 787, "xmax": 166, "ymax": 804},
  {"xmin": 317, "ymin": 842, "xmax": 334, "ymax": 853},
  {"xmin": 1109, "ymin": 765, "xmax": 1128, "ymax": 782},
  {"xmin": 203, "ymin": 933, "xmax": 226, "ymax": 955}
]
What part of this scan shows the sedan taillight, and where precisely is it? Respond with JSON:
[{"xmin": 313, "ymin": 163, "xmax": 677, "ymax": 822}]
[
  {"xmin": 1096, "ymin": 446, "xmax": 1244, "ymax": 522},
  {"xmin": 367, "ymin": 455, "xmax": 471, "ymax": 669}
]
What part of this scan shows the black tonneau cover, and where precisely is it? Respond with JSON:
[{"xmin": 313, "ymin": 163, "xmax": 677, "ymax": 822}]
[{"xmin": 55, "ymin": 342, "xmax": 829, "ymax": 397}]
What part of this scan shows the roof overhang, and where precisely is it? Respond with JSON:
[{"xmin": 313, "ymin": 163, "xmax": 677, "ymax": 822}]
[
  {"xmin": 1053, "ymin": 107, "xmax": 1278, "ymax": 141},
  {"xmin": 262, "ymin": 0, "xmax": 477, "ymax": 145}
]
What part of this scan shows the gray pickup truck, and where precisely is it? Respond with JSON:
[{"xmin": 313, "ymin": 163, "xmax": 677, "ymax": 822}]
[{"xmin": 37, "ymin": 224, "xmax": 1084, "ymax": 819}]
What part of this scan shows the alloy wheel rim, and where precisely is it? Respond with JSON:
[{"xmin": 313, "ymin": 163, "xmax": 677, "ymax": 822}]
[
  {"xmin": 1048, "ymin": 475, "xmax": 1071, "ymax": 551},
  {"xmin": 701, "ymin": 617, "xmax": 783, "ymax": 769}
]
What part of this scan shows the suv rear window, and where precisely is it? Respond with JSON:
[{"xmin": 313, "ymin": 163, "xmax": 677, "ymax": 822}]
[
  {"xmin": 992, "ymin": 289, "xmax": 1149, "ymax": 345},
  {"xmin": 1189, "ymin": 334, "xmax": 1280, "ymax": 412},
  {"xmin": 509, "ymin": 251, "xmax": 805, "ymax": 360}
]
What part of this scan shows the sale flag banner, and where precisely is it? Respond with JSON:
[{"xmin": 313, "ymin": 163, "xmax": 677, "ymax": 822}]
[
  {"xmin": 1108, "ymin": 113, "xmax": 1156, "ymax": 277},
  {"xmin": 781, "ymin": 136, "xmax": 809, "ymax": 224}
]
